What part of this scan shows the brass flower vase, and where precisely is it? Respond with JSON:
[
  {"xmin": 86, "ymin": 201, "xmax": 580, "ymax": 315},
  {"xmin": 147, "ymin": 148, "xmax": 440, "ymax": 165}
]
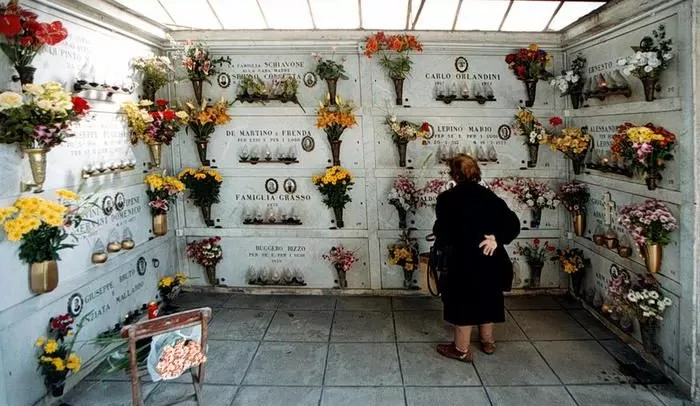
[
  {"xmin": 643, "ymin": 242, "xmax": 663, "ymax": 273},
  {"xmin": 641, "ymin": 76, "xmax": 658, "ymax": 102},
  {"xmin": 196, "ymin": 140, "xmax": 210, "ymax": 166},
  {"xmin": 147, "ymin": 142, "xmax": 162, "ymax": 168},
  {"xmin": 334, "ymin": 264, "xmax": 347, "ymax": 288},
  {"xmin": 152, "ymin": 213, "xmax": 168, "ymax": 236},
  {"xmin": 527, "ymin": 144, "xmax": 539, "ymax": 168},
  {"xmin": 30, "ymin": 260, "xmax": 58, "ymax": 294},
  {"xmin": 205, "ymin": 266, "xmax": 218, "ymax": 285},
  {"xmin": 325, "ymin": 78, "xmax": 338, "ymax": 106},
  {"xmin": 329, "ymin": 139, "xmax": 342, "ymax": 166},
  {"xmin": 201, "ymin": 204, "xmax": 214, "ymax": 227},
  {"xmin": 618, "ymin": 245, "xmax": 633, "ymax": 258},
  {"xmin": 391, "ymin": 76, "xmax": 405, "ymax": 105},
  {"xmin": 21, "ymin": 147, "xmax": 48, "ymax": 193},
  {"xmin": 524, "ymin": 79, "xmax": 538, "ymax": 107},
  {"xmin": 573, "ymin": 213, "xmax": 585, "ymax": 237},
  {"xmin": 332, "ymin": 207, "xmax": 344, "ymax": 229},
  {"xmin": 191, "ymin": 79, "xmax": 204, "ymax": 105},
  {"xmin": 15, "ymin": 65, "xmax": 36, "ymax": 86},
  {"xmin": 396, "ymin": 141, "xmax": 408, "ymax": 167}
]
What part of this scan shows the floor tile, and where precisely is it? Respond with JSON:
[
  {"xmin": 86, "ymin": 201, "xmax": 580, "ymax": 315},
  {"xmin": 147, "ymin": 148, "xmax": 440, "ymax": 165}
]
[
  {"xmin": 599, "ymin": 339, "xmax": 668, "ymax": 384},
  {"xmin": 535, "ymin": 340, "xmax": 634, "ymax": 384},
  {"xmin": 208, "ymin": 309, "xmax": 274, "ymax": 340},
  {"xmin": 232, "ymin": 386, "xmax": 321, "ymax": 406},
  {"xmin": 336, "ymin": 296, "xmax": 392, "ymax": 311},
  {"xmin": 172, "ymin": 340, "xmax": 257, "ymax": 385},
  {"xmin": 567, "ymin": 384, "xmax": 665, "ymax": 406},
  {"xmin": 331, "ymin": 311, "xmax": 395, "ymax": 342},
  {"xmin": 243, "ymin": 342, "xmax": 327, "ymax": 386},
  {"xmin": 223, "ymin": 294, "xmax": 280, "ymax": 309},
  {"xmin": 392, "ymin": 296, "xmax": 442, "ymax": 310},
  {"xmin": 511, "ymin": 310, "xmax": 592, "ymax": 340},
  {"xmin": 277, "ymin": 295, "xmax": 337, "ymax": 310},
  {"xmin": 505, "ymin": 296, "xmax": 563, "ymax": 310},
  {"xmin": 321, "ymin": 387, "xmax": 405, "ymax": 406},
  {"xmin": 398, "ymin": 342, "xmax": 480, "ymax": 386},
  {"xmin": 145, "ymin": 383, "xmax": 237, "ymax": 406},
  {"xmin": 472, "ymin": 341, "xmax": 559, "ymax": 385},
  {"xmin": 394, "ymin": 310, "xmax": 452, "ymax": 342},
  {"xmin": 568, "ymin": 309, "xmax": 616, "ymax": 340},
  {"xmin": 173, "ymin": 292, "xmax": 228, "ymax": 309},
  {"xmin": 556, "ymin": 295, "xmax": 583, "ymax": 309},
  {"xmin": 405, "ymin": 387, "xmax": 490, "ymax": 406},
  {"xmin": 487, "ymin": 386, "xmax": 577, "ymax": 406},
  {"xmin": 64, "ymin": 380, "xmax": 156, "ymax": 406},
  {"xmin": 647, "ymin": 384, "xmax": 691, "ymax": 406},
  {"xmin": 324, "ymin": 343, "xmax": 402, "ymax": 386},
  {"xmin": 264, "ymin": 310, "xmax": 333, "ymax": 341},
  {"xmin": 470, "ymin": 312, "xmax": 528, "ymax": 342}
]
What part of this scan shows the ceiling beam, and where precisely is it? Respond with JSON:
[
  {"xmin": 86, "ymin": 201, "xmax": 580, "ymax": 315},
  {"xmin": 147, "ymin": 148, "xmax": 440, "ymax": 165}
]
[
  {"xmin": 306, "ymin": 0, "xmax": 317, "ymax": 29},
  {"xmin": 255, "ymin": 0, "xmax": 270, "ymax": 29},
  {"xmin": 206, "ymin": 0, "xmax": 224, "ymax": 29},
  {"xmin": 411, "ymin": 0, "xmax": 426, "ymax": 30},
  {"xmin": 155, "ymin": 0, "xmax": 177, "ymax": 26},
  {"xmin": 452, "ymin": 0, "xmax": 463, "ymax": 31},
  {"xmin": 498, "ymin": 0, "xmax": 514, "ymax": 31},
  {"xmin": 405, "ymin": 0, "xmax": 412, "ymax": 30},
  {"xmin": 358, "ymin": 0, "xmax": 363, "ymax": 29},
  {"xmin": 544, "ymin": 0, "xmax": 564, "ymax": 30}
]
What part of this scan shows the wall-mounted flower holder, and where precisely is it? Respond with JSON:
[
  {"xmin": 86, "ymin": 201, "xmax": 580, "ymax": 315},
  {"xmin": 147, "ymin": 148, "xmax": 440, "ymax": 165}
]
[
  {"xmin": 434, "ymin": 81, "xmax": 495, "ymax": 105},
  {"xmin": 583, "ymin": 71, "xmax": 631, "ymax": 101},
  {"xmin": 435, "ymin": 94, "xmax": 497, "ymax": 105},
  {"xmin": 19, "ymin": 147, "xmax": 48, "ymax": 193},
  {"xmin": 234, "ymin": 94, "xmax": 305, "ymax": 112},
  {"xmin": 437, "ymin": 144, "xmax": 498, "ymax": 165},
  {"xmin": 243, "ymin": 207, "xmax": 302, "ymax": 226},
  {"xmin": 239, "ymin": 158, "xmax": 299, "ymax": 165},
  {"xmin": 91, "ymin": 239, "xmax": 108, "ymax": 264},
  {"xmin": 73, "ymin": 80, "xmax": 134, "ymax": 98},
  {"xmin": 246, "ymin": 267, "xmax": 307, "ymax": 286},
  {"xmin": 82, "ymin": 160, "xmax": 137, "ymax": 179},
  {"xmin": 239, "ymin": 144, "xmax": 299, "ymax": 164}
]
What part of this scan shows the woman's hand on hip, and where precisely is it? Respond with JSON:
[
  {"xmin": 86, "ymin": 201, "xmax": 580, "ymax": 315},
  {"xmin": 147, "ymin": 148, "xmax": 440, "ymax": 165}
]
[{"xmin": 479, "ymin": 234, "xmax": 497, "ymax": 256}]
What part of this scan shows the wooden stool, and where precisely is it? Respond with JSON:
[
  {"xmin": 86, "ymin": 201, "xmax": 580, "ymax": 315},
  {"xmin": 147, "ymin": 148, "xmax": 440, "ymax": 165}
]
[{"xmin": 120, "ymin": 308, "xmax": 211, "ymax": 406}]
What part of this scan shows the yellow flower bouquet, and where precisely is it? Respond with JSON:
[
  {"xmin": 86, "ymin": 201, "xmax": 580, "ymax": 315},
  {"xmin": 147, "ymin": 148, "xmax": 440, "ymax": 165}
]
[
  {"xmin": 387, "ymin": 230, "xmax": 419, "ymax": 288},
  {"xmin": 312, "ymin": 166, "xmax": 354, "ymax": 228},
  {"xmin": 554, "ymin": 247, "xmax": 590, "ymax": 295},
  {"xmin": 145, "ymin": 173, "xmax": 185, "ymax": 215},
  {"xmin": 182, "ymin": 98, "xmax": 232, "ymax": 166},
  {"xmin": 178, "ymin": 167, "xmax": 223, "ymax": 226},
  {"xmin": 316, "ymin": 98, "xmax": 357, "ymax": 166},
  {"xmin": 36, "ymin": 312, "xmax": 83, "ymax": 396},
  {"xmin": 546, "ymin": 123, "xmax": 592, "ymax": 174},
  {"xmin": 158, "ymin": 272, "xmax": 192, "ymax": 307}
]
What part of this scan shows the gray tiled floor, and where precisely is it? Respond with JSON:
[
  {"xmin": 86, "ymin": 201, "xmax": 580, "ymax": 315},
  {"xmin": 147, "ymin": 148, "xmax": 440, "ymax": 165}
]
[{"xmin": 71, "ymin": 293, "xmax": 691, "ymax": 406}]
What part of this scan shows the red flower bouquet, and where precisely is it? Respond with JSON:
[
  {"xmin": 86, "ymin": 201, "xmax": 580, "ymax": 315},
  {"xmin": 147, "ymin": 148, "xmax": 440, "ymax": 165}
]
[
  {"xmin": 121, "ymin": 99, "xmax": 189, "ymax": 145},
  {"xmin": 505, "ymin": 43, "xmax": 553, "ymax": 107}
]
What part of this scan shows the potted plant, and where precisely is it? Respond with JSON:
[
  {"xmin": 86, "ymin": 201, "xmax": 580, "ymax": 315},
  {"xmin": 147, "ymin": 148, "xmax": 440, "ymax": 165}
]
[
  {"xmin": 553, "ymin": 247, "xmax": 589, "ymax": 296},
  {"xmin": 144, "ymin": 173, "xmax": 186, "ymax": 236},
  {"xmin": 364, "ymin": 32, "xmax": 423, "ymax": 105},
  {"xmin": 546, "ymin": 118, "xmax": 591, "ymax": 175},
  {"xmin": 178, "ymin": 40, "xmax": 231, "ymax": 104},
  {"xmin": 387, "ymin": 173, "xmax": 419, "ymax": 229},
  {"xmin": 0, "ymin": 84, "xmax": 90, "ymax": 192},
  {"xmin": 550, "ymin": 54, "xmax": 586, "ymax": 109},
  {"xmin": 511, "ymin": 106, "xmax": 548, "ymax": 168},
  {"xmin": 313, "ymin": 48, "xmax": 349, "ymax": 106},
  {"xmin": 35, "ymin": 314, "xmax": 83, "ymax": 397},
  {"xmin": 186, "ymin": 237, "xmax": 223, "ymax": 286},
  {"xmin": 618, "ymin": 199, "xmax": 678, "ymax": 273},
  {"xmin": 316, "ymin": 97, "xmax": 357, "ymax": 166},
  {"xmin": 323, "ymin": 245, "xmax": 359, "ymax": 288},
  {"xmin": 311, "ymin": 166, "xmax": 354, "ymax": 229},
  {"xmin": 626, "ymin": 274, "xmax": 671, "ymax": 355},
  {"xmin": 489, "ymin": 177, "xmax": 559, "ymax": 229},
  {"xmin": 388, "ymin": 230, "xmax": 419, "ymax": 289},
  {"xmin": 505, "ymin": 43, "xmax": 553, "ymax": 107},
  {"xmin": 178, "ymin": 167, "xmax": 223, "ymax": 227},
  {"xmin": 157, "ymin": 272, "xmax": 192, "ymax": 313},
  {"xmin": 385, "ymin": 114, "xmax": 431, "ymax": 167},
  {"xmin": 182, "ymin": 98, "xmax": 232, "ymax": 166},
  {"xmin": 130, "ymin": 56, "xmax": 174, "ymax": 101},
  {"xmin": 514, "ymin": 239, "xmax": 556, "ymax": 288},
  {"xmin": 611, "ymin": 122, "xmax": 676, "ymax": 190},
  {"xmin": 618, "ymin": 25, "xmax": 673, "ymax": 101},
  {"xmin": 557, "ymin": 181, "xmax": 590, "ymax": 237},
  {"xmin": 0, "ymin": 1, "xmax": 68, "ymax": 85},
  {"xmin": 0, "ymin": 189, "xmax": 94, "ymax": 293},
  {"xmin": 121, "ymin": 99, "xmax": 189, "ymax": 167}
]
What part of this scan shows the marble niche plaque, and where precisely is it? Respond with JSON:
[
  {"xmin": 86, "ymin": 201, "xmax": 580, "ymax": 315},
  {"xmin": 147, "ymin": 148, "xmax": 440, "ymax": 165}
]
[
  {"xmin": 179, "ymin": 116, "xmax": 364, "ymax": 169},
  {"xmin": 183, "ymin": 176, "xmax": 368, "ymax": 230},
  {"xmin": 373, "ymin": 116, "xmax": 564, "ymax": 170},
  {"xmin": 186, "ymin": 237, "xmax": 370, "ymax": 289}
]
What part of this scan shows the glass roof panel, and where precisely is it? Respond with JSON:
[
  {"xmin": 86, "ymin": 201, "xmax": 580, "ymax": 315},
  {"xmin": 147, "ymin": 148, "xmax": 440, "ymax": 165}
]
[
  {"xmin": 209, "ymin": 0, "xmax": 268, "ymax": 29},
  {"xmin": 361, "ymin": 0, "xmax": 409, "ymax": 30},
  {"xmin": 310, "ymin": 0, "xmax": 360, "ymax": 29},
  {"xmin": 455, "ymin": 0, "xmax": 510, "ymax": 31},
  {"xmin": 501, "ymin": 0, "xmax": 560, "ymax": 31},
  {"xmin": 258, "ymin": 0, "xmax": 314, "ymax": 29},
  {"xmin": 113, "ymin": 0, "xmax": 173, "ymax": 25},
  {"xmin": 159, "ymin": 0, "xmax": 221, "ymax": 29},
  {"xmin": 412, "ymin": 0, "xmax": 460, "ymax": 30},
  {"xmin": 549, "ymin": 1, "xmax": 606, "ymax": 30}
]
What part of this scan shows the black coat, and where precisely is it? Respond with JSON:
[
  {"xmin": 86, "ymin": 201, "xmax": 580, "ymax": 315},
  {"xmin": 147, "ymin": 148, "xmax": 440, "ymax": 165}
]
[{"xmin": 433, "ymin": 181, "xmax": 521, "ymax": 326}]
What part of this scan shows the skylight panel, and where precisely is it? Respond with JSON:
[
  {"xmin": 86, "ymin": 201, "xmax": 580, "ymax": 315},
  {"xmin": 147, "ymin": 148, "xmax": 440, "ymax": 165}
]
[
  {"xmin": 501, "ymin": 0, "xmax": 560, "ymax": 31},
  {"xmin": 209, "ymin": 0, "xmax": 268, "ymax": 29},
  {"xmin": 548, "ymin": 1, "xmax": 605, "ymax": 31},
  {"xmin": 258, "ymin": 0, "xmax": 314, "ymax": 29},
  {"xmin": 455, "ymin": 0, "xmax": 510, "ymax": 31},
  {"xmin": 309, "ymin": 0, "xmax": 360, "ymax": 29},
  {"xmin": 361, "ymin": 0, "xmax": 410, "ymax": 30}
]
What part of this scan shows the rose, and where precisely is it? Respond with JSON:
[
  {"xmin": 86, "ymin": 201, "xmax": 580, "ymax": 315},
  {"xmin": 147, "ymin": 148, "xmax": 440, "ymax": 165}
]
[
  {"xmin": 71, "ymin": 96, "xmax": 90, "ymax": 115},
  {"xmin": 0, "ymin": 91, "xmax": 22, "ymax": 110}
]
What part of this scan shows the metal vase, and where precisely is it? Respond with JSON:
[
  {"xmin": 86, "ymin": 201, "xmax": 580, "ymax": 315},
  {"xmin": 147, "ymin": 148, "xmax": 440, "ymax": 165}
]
[
  {"xmin": 191, "ymin": 79, "xmax": 204, "ymax": 105},
  {"xmin": 571, "ymin": 270, "xmax": 585, "ymax": 296},
  {"xmin": 403, "ymin": 269, "xmax": 414, "ymax": 289},
  {"xmin": 641, "ymin": 76, "xmax": 658, "ymax": 102},
  {"xmin": 201, "ymin": 204, "xmax": 214, "ymax": 227},
  {"xmin": 205, "ymin": 266, "xmax": 217, "ymax": 285},
  {"xmin": 30, "ymin": 260, "xmax": 58, "ymax": 294},
  {"xmin": 570, "ymin": 91, "xmax": 582, "ymax": 109},
  {"xmin": 391, "ymin": 77, "xmax": 405, "ymax": 105},
  {"xmin": 326, "ymin": 78, "xmax": 338, "ymax": 106},
  {"xmin": 148, "ymin": 142, "xmax": 162, "ymax": 168},
  {"xmin": 527, "ymin": 144, "xmax": 539, "ymax": 168},
  {"xmin": 571, "ymin": 155, "xmax": 585, "ymax": 175},
  {"xmin": 152, "ymin": 213, "xmax": 168, "ymax": 236},
  {"xmin": 640, "ymin": 323, "xmax": 662, "ymax": 356},
  {"xmin": 645, "ymin": 167, "xmax": 660, "ymax": 191},
  {"xmin": 15, "ymin": 65, "xmax": 36, "ymax": 86},
  {"xmin": 22, "ymin": 147, "xmax": 47, "ymax": 193},
  {"xmin": 573, "ymin": 213, "xmax": 585, "ymax": 237},
  {"xmin": 530, "ymin": 208, "xmax": 542, "ymax": 229},
  {"xmin": 196, "ymin": 141, "xmax": 210, "ymax": 166},
  {"xmin": 643, "ymin": 242, "xmax": 663, "ymax": 273},
  {"xmin": 396, "ymin": 141, "xmax": 408, "ymax": 167},
  {"xmin": 142, "ymin": 79, "xmax": 157, "ymax": 101},
  {"xmin": 528, "ymin": 263, "xmax": 543, "ymax": 288},
  {"xmin": 524, "ymin": 79, "xmax": 538, "ymax": 107},
  {"xmin": 329, "ymin": 139, "xmax": 342, "ymax": 166},
  {"xmin": 335, "ymin": 265, "xmax": 348, "ymax": 288},
  {"xmin": 332, "ymin": 207, "xmax": 344, "ymax": 229},
  {"xmin": 396, "ymin": 206, "xmax": 407, "ymax": 229}
]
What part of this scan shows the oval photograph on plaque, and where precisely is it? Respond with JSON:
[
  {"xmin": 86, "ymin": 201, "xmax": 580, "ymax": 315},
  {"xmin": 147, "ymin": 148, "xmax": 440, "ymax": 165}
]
[
  {"xmin": 455, "ymin": 57, "xmax": 469, "ymax": 73},
  {"xmin": 102, "ymin": 195, "xmax": 114, "ymax": 216},
  {"xmin": 301, "ymin": 136, "xmax": 315, "ymax": 152},
  {"xmin": 265, "ymin": 178, "xmax": 279, "ymax": 194},
  {"xmin": 67, "ymin": 293, "xmax": 84, "ymax": 317},
  {"xmin": 217, "ymin": 72, "xmax": 231, "ymax": 88},
  {"xmin": 424, "ymin": 123, "xmax": 435, "ymax": 139},
  {"xmin": 283, "ymin": 178, "xmax": 297, "ymax": 194},
  {"xmin": 115, "ymin": 192, "xmax": 125, "ymax": 211},
  {"xmin": 303, "ymin": 72, "xmax": 317, "ymax": 88},
  {"xmin": 498, "ymin": 124, "xmax": 512, "ymax": 140}
]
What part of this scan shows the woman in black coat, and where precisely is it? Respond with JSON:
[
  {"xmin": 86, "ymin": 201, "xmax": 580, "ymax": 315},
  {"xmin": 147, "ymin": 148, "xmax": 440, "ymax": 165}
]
[{"xmin": 433, "ymin": 154, "xmax": 521, "ymax": 362}]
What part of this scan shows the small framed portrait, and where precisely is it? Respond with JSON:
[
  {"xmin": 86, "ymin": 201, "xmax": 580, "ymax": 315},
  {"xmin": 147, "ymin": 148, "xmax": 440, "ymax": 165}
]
[
  {"xmin": 115, "ymin": 192, "xmax": 125, "ymax": 211},
  {"xmin": 303, "ymin": 72, "xmax": 317, "ymax": 88},
  {"xmin": 265, "ymin": 178, "xmax": 279, "ymax": 194},
  {"xmin": 217, "ymin": 72, "xmax": 231, "ymax": 88},
  {"xmin": 67, "ymin": 293, "xmax": 84, "ymax": 317},
  {"xmin": 497, "ymin": 124, "xmax": 512, "ymax": 141},
  {"xmin": 283, "ymin": 178, "xmax": 297, "ymax": 194},
  {"xmin": 455, "ymin": 56, "xmax": 469, "ymax": 73},
  {"xmin": 137, "ymin": 256, "xmax": 147, "ymax": 276},
  {"xmin": 102, "ymin": 196, "xmax": 114, "ymax": 216},
  {"xmin": 301, "ymin": 136, "xmax": 315, "ymax": 152},
  {"xmin": 423, "ymin": 123, "xmax": 435, "ymax": 139}
]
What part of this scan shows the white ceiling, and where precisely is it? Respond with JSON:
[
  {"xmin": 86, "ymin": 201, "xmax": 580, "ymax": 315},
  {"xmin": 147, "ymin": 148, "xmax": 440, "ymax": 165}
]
[{"xmin": 109, "ymin": 0, "xmax": 607, "ymax": 32}]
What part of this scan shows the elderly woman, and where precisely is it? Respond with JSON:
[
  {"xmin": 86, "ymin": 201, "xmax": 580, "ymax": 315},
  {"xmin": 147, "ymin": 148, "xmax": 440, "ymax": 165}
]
[{"xmin": 433, "ymin": 154, "xmax": 521, "ymax": 362}]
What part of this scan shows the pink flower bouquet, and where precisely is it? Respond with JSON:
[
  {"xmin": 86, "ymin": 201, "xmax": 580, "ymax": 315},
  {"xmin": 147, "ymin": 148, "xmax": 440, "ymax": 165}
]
[
  {"xmin": 323, "ymin": 245, "xmax": 359, "ymax": 272},
  {"xmin": 618, "ymin": 199, "xmax": 678, "ymax": 249}
]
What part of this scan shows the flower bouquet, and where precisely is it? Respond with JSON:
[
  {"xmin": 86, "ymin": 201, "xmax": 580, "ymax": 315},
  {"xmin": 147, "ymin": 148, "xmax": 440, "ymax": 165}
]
[
  {"xmin": 151, "ymin": 333, "xmax": 207, "ymax": 380},
  {"xmin": 489, "ymin": 177, "xmax": 559, "ymax": 228},
  {"xmin": 611, "ymin": 122, "xmax": 676, "ymax": 190},
  {"xmin": 316, "ymin": 97, "xmax": 357, "ymax": 166},
  {"xmin": 546, "ymin": 120, "xmax": 592, "ymax": 174},
  {"xmin": 388, "ymin": 230, "xmax": 419, "ymax": 289},
  {"xmin": 157, "ymin": 272, "xmax": 192, "ymax": 312},
  {"xmin": 0, "ymin": 1, "xmax": 67, "ymax": 85},
  {"xmin": 364, "ymin": 32, "xmax": 423, "ymax": 105},
  {"xmin": 0, "ymin": 83, "xmax": 90, "ymax": 192},
  {"xmin": 617, "ymin": 24, "xmax": 673, "ymax": 101},
  {"xmin": 554, "ymin": 247, "xmax": 589, "ymax": 295},
  {"xmin": 182, "ymin": 98, "xmax": 232, "ymax": 166},
  {"xmin": 312, "ymin": 166, "xmax": 354, "ymax": 228},
  {"xmin": 130, "ymin": 56, "xmax": 174, "ymax": 101},
  {"xmin": 387, "ymin": 173, "xmax": 418, "ymax": 229},
  {"xmin": 386, "ymin": 114, "xmax": 430, "ymax": 167},
  {"xmin": 558, "ymin": 181, "xmax": 590, "ymax": 236},
  {"xmin": 144, "ymin": 173, "xmax": 185, "ymax": 236},
  {"xmin": 35, "ymin": 314, "xmax": 82, "ymax": 397},
  {"xmin": 550, "ymin": 54, "xmax": 586, "ymax": 109},
  {"xmin": 121, "ymin": 98, "xmax": 189, "ymax": 167},
  {"xmin": 178, "ymin": 40, "xmax": 231, "ymax": 104},
  {"xmin": 514, "ymin": 239, "xmax": 556, "ymax": 288},
  {"xmin": 626, "ymin": 274, "xmax": 671, "ymax": 354},
  {"xmin": 313, "ymin": 48, "xmax": 349, "ymax": 106},
  {"xmin": 0, "ymin": 189, "xmax": 94, "ymax": 293},
  {"xmin": 178, "ymin": 167, "xmax": 223, "ymax": 227},
  {"xmin": 416, "ymin": 178, "xmax": 447, "ymax": 208},
  {"xmin": 505, "ymin": 43, "xmax": 553, "ymax": 107},
  {"xmin": 323, "ymin": 245, "xmax": 359, "ymax": 288},
  {"xmin": 186, "ymin": 237, "xmax": 223, "ymax": 286},
  {"xmin": 511, "ymin": 106, "xmax": 548, "ymax": 167},
  {"xmin": 618, "ymin": 199, "xmax": 678, "ymax": 273}
]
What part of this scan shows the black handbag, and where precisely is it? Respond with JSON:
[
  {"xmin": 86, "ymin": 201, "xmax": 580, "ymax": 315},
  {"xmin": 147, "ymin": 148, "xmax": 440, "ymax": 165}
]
[{"xmin": 426, "ymin": 234, "xmax": 451, "ymax": 296}]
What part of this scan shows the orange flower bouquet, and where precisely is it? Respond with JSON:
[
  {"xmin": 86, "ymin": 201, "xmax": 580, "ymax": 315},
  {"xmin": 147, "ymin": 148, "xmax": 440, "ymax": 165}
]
[
  {"xmin": 364, "ymin": 32, "xmax": 423, "ymax": 105},
  {"xmin": 316, "ymin": 97, "xmax": 357, "ymax": 166},
  {"xmin": 182, "ymin": 98, "xmax": 232, "ymax": 165}
]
